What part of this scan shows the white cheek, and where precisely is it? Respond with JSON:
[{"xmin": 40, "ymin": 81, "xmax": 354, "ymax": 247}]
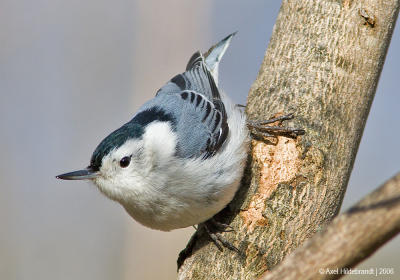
[
  {"xmin": 98, "ymin": 154, "xmax": 115, "ymax": 178},
  {"xmin": 143, "ymin": 122, "xmax": 176, "ymax": 165}
]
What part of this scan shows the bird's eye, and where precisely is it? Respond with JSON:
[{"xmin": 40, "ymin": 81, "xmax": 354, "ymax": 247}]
[{"xmin": 119, "ymin": 156, "xmax": 131, "ymax": 168}]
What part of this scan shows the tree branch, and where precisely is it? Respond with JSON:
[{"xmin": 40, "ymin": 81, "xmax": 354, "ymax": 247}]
[
  {"xmin": 178, "ymin": 1, "xmax": 399, "ymax": 278},
  {"xmin": 260, "ymin": 171, "xmax": 400, "ymax": 280}
]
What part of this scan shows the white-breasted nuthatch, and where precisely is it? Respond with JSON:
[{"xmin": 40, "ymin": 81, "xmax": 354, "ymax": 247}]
[{"xmin": 57, "ymin": 33, "xmax": 250, "ymax": 233}]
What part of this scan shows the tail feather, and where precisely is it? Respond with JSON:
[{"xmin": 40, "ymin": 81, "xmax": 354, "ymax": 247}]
[{"xmin": 204, "ymin": 32, "xmax": 237, "ymax": 84}]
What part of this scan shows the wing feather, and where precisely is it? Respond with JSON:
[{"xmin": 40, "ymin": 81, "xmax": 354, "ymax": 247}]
[{"xmin": 155, "ymin": 51, "xmax": 229, "ymax": 159}]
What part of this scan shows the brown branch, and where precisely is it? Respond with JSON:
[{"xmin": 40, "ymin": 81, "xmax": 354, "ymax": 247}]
[
  {"xmin": 260, "ymin": 171, "xmax": 400, "ymax": 280},
  {"xmin": 178, "ymin": 1, "xmax": 399, "ymax": 278}
]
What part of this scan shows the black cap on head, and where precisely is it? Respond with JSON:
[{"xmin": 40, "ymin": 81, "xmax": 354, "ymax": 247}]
[
  {"xmin": 90, "ymin": 106, "xmax": 175, "ymax": 170},
  {"xmin": 90, "ymin": 122, "xmax": 144, "ymax": 170}
]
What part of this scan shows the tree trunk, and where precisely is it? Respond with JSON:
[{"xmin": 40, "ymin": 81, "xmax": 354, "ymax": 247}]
[{"xmin": 178, "ymin": 0, "xmax": 399, "ymax": 279}]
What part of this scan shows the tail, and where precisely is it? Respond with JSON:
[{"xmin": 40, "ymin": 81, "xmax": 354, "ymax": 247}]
[{"xmin": 204, "ymin": 32, "xmax": 237, "ymax": 85}]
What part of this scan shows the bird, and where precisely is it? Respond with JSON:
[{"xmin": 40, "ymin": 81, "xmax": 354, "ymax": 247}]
[
  {"xmin": 56, "ymin": 33, "xmax": 304, "ymax": 252},
  {"xmin": 57, "ymin": 33, "xmax": 249, "ymax": 234}
]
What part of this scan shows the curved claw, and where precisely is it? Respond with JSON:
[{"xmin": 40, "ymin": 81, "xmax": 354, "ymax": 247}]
[
  {"xmin": 202, "ymin": 221, "xmax": 240, "ymax": 253},
  {"xmin": 247, "ymin": 113, "xmax": 305, "ymax": 138}
]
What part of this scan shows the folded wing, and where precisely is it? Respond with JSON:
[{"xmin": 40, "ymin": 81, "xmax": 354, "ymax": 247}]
[{"xmin": 150, "ymin": 51, "xmax": 229, "ymax": 159}]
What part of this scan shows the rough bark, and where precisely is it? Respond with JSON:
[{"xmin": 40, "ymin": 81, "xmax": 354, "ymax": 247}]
[
  {"xmin": 178, "ymin": 0, "xmax": 399, "ymax": 279},
  {"xmin": 261, "ymin": 171, "xmax": 400, "ymax": 280}
]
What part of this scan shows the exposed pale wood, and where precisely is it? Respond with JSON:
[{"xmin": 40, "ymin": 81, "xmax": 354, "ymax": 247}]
[
  {"xmin": 260, "ymin": 171, "xmax": 400, "ymax": 280},
  {"xmin": 178, "ymin": 0, "xmax": 399, "ymax": 279}
]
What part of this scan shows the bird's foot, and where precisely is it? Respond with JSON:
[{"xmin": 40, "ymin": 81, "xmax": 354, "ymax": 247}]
[
  {"xmin": 247, "ymin": 113, "xmax": 305, "ymax": 139},
  {"xmin": 177, "ymin": 218, "xmax": 241, "ymax": 269},
  {"xmin": 207, "ymin": 218, "xmax": 235, "ymax": 232},
  {"xmin": 201, "ymin": 218, "xmax": 240, "ymax": 253}
]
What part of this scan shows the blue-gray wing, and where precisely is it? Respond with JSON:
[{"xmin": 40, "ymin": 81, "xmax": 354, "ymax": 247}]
[{"xmin": 153, "ymin": 51, "xmax": 229, "ymax": 159}]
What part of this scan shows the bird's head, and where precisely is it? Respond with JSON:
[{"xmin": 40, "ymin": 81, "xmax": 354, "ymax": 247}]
[
  {"xmin": 56, "ymin": 122, "xmax": 146, "ymax": 198},
  {"xmin": 57, "ymin": 116, "xmax": 177, "ymax": 202}
]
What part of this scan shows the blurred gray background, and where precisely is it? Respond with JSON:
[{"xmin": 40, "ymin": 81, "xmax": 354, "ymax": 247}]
[{"xmin": 0, "ymin": 1, "xmax": 398, "ymax": 279}]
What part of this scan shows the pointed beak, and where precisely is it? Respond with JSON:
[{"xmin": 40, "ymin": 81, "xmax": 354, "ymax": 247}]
[{"xmin": 56, "ymin": 167, "xmax": 100, "ymax": 180}]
